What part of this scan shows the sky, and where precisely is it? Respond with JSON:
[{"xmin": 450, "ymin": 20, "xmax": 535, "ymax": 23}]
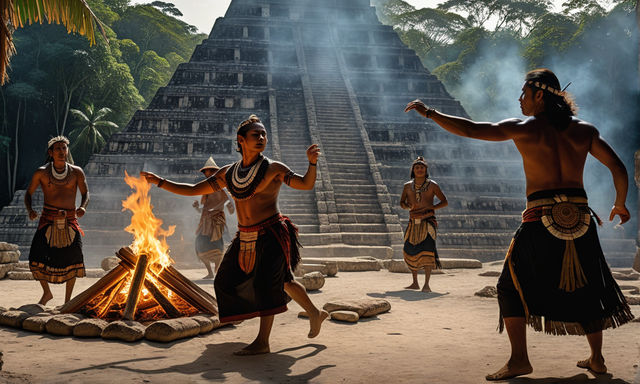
[{"xmin": 135, "ymin": 0, "xmax": 572, "ymax": 35}]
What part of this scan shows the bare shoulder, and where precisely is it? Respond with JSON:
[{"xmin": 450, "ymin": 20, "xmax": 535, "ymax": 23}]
[
  {"xmin": 403, "ymin": 180, "xmax": 413, "ymax": 187},
  {"xmin": 70, "ymin": 164, "xmax": 86, "ymax": 176},
  {"xmin": 569, "ymin": 118, "xmax": 597, "ymax": 134},
  {"xmin": 428, "ymin": 179, "xmax": 440, "ymax": 187},
  {"xmin": 496, "ymin": 117, "xmax": 524, "ymax": 126},
  {"xmin": 269, "ymin": 161, "xmax": 291, "ymax": 174},
  {"xmin": 32, "ymin": 166, "xmax": 47, "ymax": 179}
]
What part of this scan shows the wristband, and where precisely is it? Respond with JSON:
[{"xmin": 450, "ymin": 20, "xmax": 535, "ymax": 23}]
[
  {"xmin": 309, "ymin": 162, "xmax": 317, "ymax": 166},
  {"xmin": 157, "ymin": 178, "xmax": 165, "ymax": 188}
]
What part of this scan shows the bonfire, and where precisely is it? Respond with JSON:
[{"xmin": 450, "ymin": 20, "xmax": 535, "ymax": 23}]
[{"xmin": 60, "ymin": 172, "xmax": 217, "ymax": 321}]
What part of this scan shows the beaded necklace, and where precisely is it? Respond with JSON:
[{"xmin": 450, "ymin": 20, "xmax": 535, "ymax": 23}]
[
  {"xmin": 413, "ymin": 179, "xmax": 430, "ymax": 202},
  {"xmin": 48, "ymin": 163, "xmax": 72, "ymax": 186},
  {"xmin": 226, "ymin": 155, "xmax": 270, "ymax": 200}
]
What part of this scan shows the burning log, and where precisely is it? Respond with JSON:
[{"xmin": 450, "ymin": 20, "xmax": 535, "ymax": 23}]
[
  {"xmin": 61, "ymin": 265, "xmax": 129, "ymax": 314},
  {"xmin": 143, "ymin": 279, "xmax": 181, "ymax": 318},
  {"xmin": 123, "ymin": 254, "xmax": 149, "ymax": 320},
  {"xmin": 96, "ymin": 278, "xmax": 127, "ymax": 318},
  {"xmin": 116, "ymin": 247, "xmax": 217, "ymax": 314}
]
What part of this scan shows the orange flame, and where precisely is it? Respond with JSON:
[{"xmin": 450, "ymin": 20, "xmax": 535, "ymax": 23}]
[{"xmin": 122, "ymin": 171, "xmax": 175, "ymax": 269}]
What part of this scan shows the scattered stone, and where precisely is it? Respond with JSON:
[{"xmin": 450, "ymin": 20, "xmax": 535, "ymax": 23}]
[
  {"xmin": 613, "ymin": 271, "xmax": 640, "ymax": 281},
  {"xmin": 145, "ymin": 318, "xmax": 201, "ymax": 342},
  {"xmin": 22, "ymin": 314, "xmax": 55, "ymax": 333},
  {"xmin": 73, "ymin": 318, "xmax": 109, "ymax": 337},
  {"xmin": 46, "ymin": 314, "xmax": 83, "ymax": 336},
  {"xmin": 440, "ymin": 258, "xmax": 482, "ymax": 269},
  {"xmin": 301, "ymin": 264, "xmax": 328, "ymax": 276},
  {"xmin": 323, "ymin": 262, "xmax": 338, "ymax": 277},
  {"xmin": 0, "ymin": 307, "xmax": 5, "ymax": 313},
  {"xmin": 475, "ymin": 286, "xmax": 498, "ymax": 298},
  {"xmin": 85, "ymin": 269, "xmax": 107, "ymax": 278},
  {"xmin": 101, "ymin": 256, "xmax": 119, "ymax": 271},
  {"xmin": 298, "ymin": 311, "xmax": 309, "ymax": 318},
  {"xmin": 624, "ymin": 296, "xmax": 640, "ymax": 305},
  {"xmin": 487, "ymin": 260, "xmax": 504, "ymax": 267},
  {"xmin": 7, "ymin": 271, "xmax": 33, "ymax": 280},
  {"xmin": 479, "ymin": 271, "xmax": 501, "ymax": 277},
  {"xmin": 0, "ymin": 251, "xmax": 19, "ymax": 264},
  {"xmin": 293, "ymin": 265, "xmax": 304, "ymax": 277},
  {"xmin": 302, "ymin": 257, "xmax": 380, "ymax": 272},
  {"xmin": 190, "ymin": 315, "xmax": 218, "ymax": 334},
  {"xmin": 0, "ymin": 263, "xmax": 16, "ymax": 279},
  {"xmin": 102, "ymin": 320, "xmax": 146, "ymax": 342},
  {"xmin": 17, "ymin": 304, "xmax": 46, "ymax": 316},
  {"xmin": 297, "ymin": 271, "xmax": 325, "ymax": 291},
  {"xmin": 323, "ymin": 298, "xmax": 391, "ymax": 318},
  {"xmin": 330, "ymin": 310, "xmax": 359, "ymax": 323},
  {"xmin": 0, "ymin": 242, "xmax": 19, "ymax": 252},
  {"xmin": 0, "ymin": 310, "xmax": 30, "ymax": 328}
]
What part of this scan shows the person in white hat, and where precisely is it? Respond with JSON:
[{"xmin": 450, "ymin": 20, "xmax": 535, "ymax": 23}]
[{"xmin": 193, "ymin": 156, "xmax": 234, "ymax": 279}]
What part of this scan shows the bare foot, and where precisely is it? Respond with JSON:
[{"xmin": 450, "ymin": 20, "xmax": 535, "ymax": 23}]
[
  {"xmin": 308, "ymin": 310, "xmax": 329, "ymax": 338},
  {"xmin": 202, "ymin": 273, "xmax": 214, "ymax": 279},
  {"xmin": 486, "ymin": 362, "xmax": 533, "ymax": 381},
  {"xmin": 421, "ymin": 286, "xmax": 432, "ymax": 292},
  {"xmin": 234, "ymin": 342, "xmax": 270, "ymax": 356},
  {"xmin": 577, "ymin": 357, "xmax": 607, "ymax": 374},
  {"xmin": 405, "ymin": 283, "xmax": 419, "ymax": 289},
  {"xmin": 38, "ymin": 292, "xmax": 53, "ymax": 305}
]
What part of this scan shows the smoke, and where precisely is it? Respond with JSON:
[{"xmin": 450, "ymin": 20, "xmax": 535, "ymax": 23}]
[{"xmin": 448, "ymin": 8, "xmax": 639, "ymax": 235}]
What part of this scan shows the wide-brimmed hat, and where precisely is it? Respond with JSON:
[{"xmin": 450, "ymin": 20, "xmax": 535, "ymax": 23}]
[{"xmin": 199, "ymin": 156, "xmax": 220, "ymax": 172}]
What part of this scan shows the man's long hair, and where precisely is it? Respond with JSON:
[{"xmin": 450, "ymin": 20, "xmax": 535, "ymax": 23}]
[{"xmin": 524, "ymin": 68, "xmax": 578, "ymax": 131}]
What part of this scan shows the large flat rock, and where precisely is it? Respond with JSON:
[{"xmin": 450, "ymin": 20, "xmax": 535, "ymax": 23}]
[
  {"xmin": 74, "ymin": 318, "xmax": 109, "ymax": 337},
  {"xmin": 46, "ymin": 314, "xmax": 84, "ymax": 336},
  {"xmin": 0, "ymin": 251, "xmax": 20, "ymax": 264},
  {"xmin": 303, "ymin": 257, "xmax": 381, "ymax": 272},
  {"xmin": 0, "ymin": 263, "xmax": 16, "ymax": 279},
  {"xmin": 323, "ymin": 298, "xmax": 391, "ymax": 318},
  {"xmin": 440, "ymin": 258, "xmax": 482, "ymax": 269},
  {"xmin": 144, "ymin": 318, "xmax": 201, "ymax": 342},
  {"xmin": 0, "ymin": 242, "xmax": 19, "ymax": 251},
  {"xmin": 0, "ymin": 310, "xmax": 30, "ymax": 328},
  {"xmin": 102, "ymin": 320, "xmax": 146, "ymax": 342},
  {"xmin": 22, "ymin": 314, "xmax": 55, "ymax": 333}
]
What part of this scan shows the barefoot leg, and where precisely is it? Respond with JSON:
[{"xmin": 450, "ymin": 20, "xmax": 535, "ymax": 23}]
[
  {"xmin": 64, "ymin": 277, "xmax": 76, "ymax": 303},
  {"xmin": 201, "ymin": 259, "xmax": 214, "ymax": 279},
  {"xmin": 284, "ymin": 280, "xmax": 328, "ymax": 338},
  {"xmin": 234, "ymin": 315, "xmax": 273, "ymax": 355},
  {"xmin": 486, "ymin": 317, "xmax": 533, "ymax": 381},
  {"xmin": 405, "ymin": 270, "xmax": 419, "ymax": 289},
  {"xmin": 577, "ymin": 331, "xmax": 607, "ymax": 374},
  {"xmin": 421, "ymin": 266, "xmax": 432, "ymax": 292},
  {"xmin": 38, "ymin": 280, "xmax": 53, "ymax": 305}
]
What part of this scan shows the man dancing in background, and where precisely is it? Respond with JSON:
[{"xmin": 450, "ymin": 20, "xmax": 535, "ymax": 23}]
[
  {"xmin": 406, "ymin": 68, "xmax": 633, "ymax": 380},
  {"xmin": 193, "ymin": 156, "xmax": 234, "ymax": 279},
  {"xmin": 25, "ymin": 136, "xmax": 89, "ymax": 305},
  {"xmin": 400, "ymin": 156, "xmax": 448, "ymax": 292}
]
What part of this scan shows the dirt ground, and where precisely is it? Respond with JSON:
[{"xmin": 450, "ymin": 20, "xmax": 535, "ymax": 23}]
[{"xmin": 1, "ymin": 264, "xmax": 639, "ymax": 384}]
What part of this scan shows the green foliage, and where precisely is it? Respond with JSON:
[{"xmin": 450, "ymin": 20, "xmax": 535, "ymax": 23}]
[
  {"xmin": 69, "ymin": 104, "xmax": 118, "ymax": 165},
  {"xmin": 0, "ymin": 0, "xmax": 204, "ymax": 206}
]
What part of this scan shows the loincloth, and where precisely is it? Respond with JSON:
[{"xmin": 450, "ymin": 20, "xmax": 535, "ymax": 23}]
[{"xmin": 403, "ymin": 216, "xmax": 440, "ymax": 270}]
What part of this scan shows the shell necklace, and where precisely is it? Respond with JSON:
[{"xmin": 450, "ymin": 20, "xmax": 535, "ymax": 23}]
[{"xmin": 49, "ymin": 163, "xmax": 71, "ymax": 185}]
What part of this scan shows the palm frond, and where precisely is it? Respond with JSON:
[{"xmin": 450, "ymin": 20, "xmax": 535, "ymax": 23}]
[
  {"xmin": 1, "ymin": 0, "xmax": 106, "ymax": 84},
  {"xmin": 69, "ymin": 108, "xmax": 90, "ymax": 124}
]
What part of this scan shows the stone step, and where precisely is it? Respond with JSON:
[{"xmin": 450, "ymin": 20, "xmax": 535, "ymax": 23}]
[
  {"xmin": 335, "ymin": 203, "xmax": 385, "ymax": 214},
  {"xmin": 301, "ymin": 245, "xmax": 393, "ymax": 259},
  {"xmin": 437, "ymin": 232, "xmax": 514, "ymax": 247},
  {"xmin": 338, "ymin": 223, "xmax": 388, "ymax": 232}
]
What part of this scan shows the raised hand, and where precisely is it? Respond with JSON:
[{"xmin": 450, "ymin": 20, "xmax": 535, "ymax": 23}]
[
  {"xmin": 307, "ymin": 144, "xmax": 321, "ymax": 164},
  {"xmin": 404, "ymin": 99, "xmax": 433, "ymax": 118},
  {"xmin": 609, "ymin": 205, "xmax": 630, "ymax": 225},
  {"xmin": 140, "ymin": 171, "xmax": 161, "ymax": 185}
]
